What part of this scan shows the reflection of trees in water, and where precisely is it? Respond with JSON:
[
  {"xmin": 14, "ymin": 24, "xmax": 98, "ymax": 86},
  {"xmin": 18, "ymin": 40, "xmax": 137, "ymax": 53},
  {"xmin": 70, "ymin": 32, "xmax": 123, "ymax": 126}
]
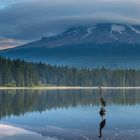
[
  {"xmin": 98, "ymin": 87, "xmax": 106, "ymax": 139},
  {"xmin": 0, "ymin": 89, "xmax": 140, "ymax": 118},
  {"xmin": 99, "ymin": 119, "xmax": 106, "ymax": 138}
]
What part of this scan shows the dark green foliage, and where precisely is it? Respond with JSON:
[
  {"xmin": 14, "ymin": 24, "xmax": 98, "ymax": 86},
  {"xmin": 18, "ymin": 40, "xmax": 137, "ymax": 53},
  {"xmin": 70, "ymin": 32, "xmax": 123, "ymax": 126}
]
[{"xmin": 0, "ymin": 56, "xmax": 140, "ymax": 86}]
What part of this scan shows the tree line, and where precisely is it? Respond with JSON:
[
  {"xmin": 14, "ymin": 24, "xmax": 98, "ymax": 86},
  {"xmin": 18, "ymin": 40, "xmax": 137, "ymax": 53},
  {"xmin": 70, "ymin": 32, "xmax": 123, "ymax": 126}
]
[{"xmin": 0, "ymin": 56, "xmax": 140, "ymax": 86}]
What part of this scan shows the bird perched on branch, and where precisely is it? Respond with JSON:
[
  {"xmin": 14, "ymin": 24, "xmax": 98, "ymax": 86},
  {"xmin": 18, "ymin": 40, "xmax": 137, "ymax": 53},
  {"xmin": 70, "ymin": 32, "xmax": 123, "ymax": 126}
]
[{"xmin": 99, "ymin": 87, "xmax": 106, "ymax": 107}]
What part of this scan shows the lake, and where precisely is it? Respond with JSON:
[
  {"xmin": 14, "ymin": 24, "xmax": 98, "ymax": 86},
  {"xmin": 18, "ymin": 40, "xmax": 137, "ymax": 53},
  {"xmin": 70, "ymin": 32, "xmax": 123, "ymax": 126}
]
[{"xmin": 0, "ymin": 89, "xmax": 140, "ymax": 140}]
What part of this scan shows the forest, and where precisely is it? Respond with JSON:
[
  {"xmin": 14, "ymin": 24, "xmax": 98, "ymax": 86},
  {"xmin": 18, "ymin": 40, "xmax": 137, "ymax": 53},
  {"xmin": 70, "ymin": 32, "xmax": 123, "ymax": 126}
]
[{"xmin": 0, "ymin": 56, "xmax": 140, "ymax": 87}]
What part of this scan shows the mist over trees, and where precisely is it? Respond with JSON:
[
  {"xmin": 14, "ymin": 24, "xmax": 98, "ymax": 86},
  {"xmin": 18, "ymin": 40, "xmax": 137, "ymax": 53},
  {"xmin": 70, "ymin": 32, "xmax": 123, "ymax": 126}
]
[{"xmin": 0, "ymin": 56, "xmax": 140, "ymax": 87}]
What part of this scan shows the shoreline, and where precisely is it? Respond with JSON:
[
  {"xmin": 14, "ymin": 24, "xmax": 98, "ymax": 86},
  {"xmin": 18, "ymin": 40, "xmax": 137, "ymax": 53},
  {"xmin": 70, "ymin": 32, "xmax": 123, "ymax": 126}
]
[{"xmin": 0, "ymin": 86, "xmax": 140, "ymax": 90}]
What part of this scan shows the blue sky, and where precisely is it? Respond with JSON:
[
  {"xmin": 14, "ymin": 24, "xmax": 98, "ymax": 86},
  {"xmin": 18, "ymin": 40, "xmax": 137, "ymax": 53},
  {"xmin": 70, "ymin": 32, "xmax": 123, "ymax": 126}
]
[{"xmin": 0, "ymin": 0, "xmax": 140, "ymax": 49}]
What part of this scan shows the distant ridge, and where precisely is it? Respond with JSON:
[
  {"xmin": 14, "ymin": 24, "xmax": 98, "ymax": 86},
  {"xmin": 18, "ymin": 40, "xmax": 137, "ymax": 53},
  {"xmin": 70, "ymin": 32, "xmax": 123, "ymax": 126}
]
[{"xmin": 1, "ymin": 23, "xmax": 140, "ymax": 68}]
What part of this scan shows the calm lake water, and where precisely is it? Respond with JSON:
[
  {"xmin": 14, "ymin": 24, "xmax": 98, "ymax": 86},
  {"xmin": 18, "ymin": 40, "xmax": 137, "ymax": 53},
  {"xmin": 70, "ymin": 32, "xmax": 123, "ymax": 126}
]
[{"xmin": 0, "ymin": 89, "xmax": 140, "ymax": 140}]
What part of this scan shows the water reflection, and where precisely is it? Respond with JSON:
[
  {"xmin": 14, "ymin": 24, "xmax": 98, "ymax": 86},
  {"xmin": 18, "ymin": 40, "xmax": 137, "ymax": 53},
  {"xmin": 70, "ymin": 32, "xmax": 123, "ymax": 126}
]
[
  {"xmin": 0, "ymin": 89, "xmax": 140, "ymax": 118},
  {"xmin": 98, "ymin": 87, "xmax": 107, "ymax": 138},
  {"xmin": 99, "ymin": 107, "xmax": 106, "ymax": 118},
  {"xmin": 0, "ymin": 89, "xmax": 140, "ymax": 140},
  {"xmin": 0, "ymin": 124, "xmax": 43, "ymax": 140},
  {"xmin": 99, "ymin": 119, "xmax": 106, "ymax": 138}
]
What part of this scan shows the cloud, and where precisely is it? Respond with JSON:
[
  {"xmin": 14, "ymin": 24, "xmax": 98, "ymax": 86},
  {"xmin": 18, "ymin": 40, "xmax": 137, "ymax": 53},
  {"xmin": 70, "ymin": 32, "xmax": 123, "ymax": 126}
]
[
  {"xmin": 0, "ymin": 0, "xmax": 140, "ymax": 49},
  {"xmin": 0, "ymin": 37, "xmax": 26, "ymax": 50}
]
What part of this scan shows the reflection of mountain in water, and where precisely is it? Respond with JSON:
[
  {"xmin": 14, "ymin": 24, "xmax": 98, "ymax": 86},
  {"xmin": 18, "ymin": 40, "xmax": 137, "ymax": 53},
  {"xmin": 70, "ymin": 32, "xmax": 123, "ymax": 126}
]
[
  {"xmin": 39, "ymin": 127, "xmax": 140, "ymax": 140},
  {"xmin": 0, "ymin": 89, "xmax": 140, "ymax": 118}
]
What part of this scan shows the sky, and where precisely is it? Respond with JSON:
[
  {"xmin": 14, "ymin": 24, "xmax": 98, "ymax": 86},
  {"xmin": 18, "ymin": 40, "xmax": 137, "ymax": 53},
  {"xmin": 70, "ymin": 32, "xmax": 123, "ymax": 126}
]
[{"xmin": 0, "ymin": 0, "xmax": 140, "ymax": 50}]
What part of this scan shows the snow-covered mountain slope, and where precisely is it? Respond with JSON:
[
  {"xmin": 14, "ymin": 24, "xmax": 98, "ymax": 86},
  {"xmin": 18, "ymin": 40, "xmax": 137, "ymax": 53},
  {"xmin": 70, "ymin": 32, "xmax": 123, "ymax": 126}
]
[{"xmin": 1, "ymin": 23, "xmax": 140, "ymax": 68}]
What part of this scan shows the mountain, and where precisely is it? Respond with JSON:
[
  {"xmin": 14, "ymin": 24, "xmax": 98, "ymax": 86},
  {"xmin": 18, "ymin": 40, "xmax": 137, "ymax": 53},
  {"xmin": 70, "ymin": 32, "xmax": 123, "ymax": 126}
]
[{"xmin": 1, "ymin": 23, "xmax": 140, "ymax": 68}]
